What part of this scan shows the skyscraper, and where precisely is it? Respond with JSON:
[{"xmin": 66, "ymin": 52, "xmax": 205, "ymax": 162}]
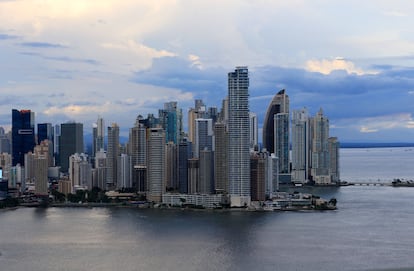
[
  {"xmin": 107, "ymin": 123, "xmax": 120, "ymax": 189},
  {"xmin": 0, "ymin": 127, "xmax": 11, "ymax": 154},
  {"xmin": 199, "ymin": 149, "xmax": 213, "ymax": 194},
  {"xmin": 228, "ymin": 66, "xmax": 250, "ymax": 207},
  {"xmin": 96, "ymin": 116, "xmax": 105, "ymax": 152},
  {"xmin": 311, "ymin": 108, "xmax": 330, "ymax": 184},
  {"xmin": 117, "ymin": 154, "xmax": 131, "ymax": 189},
  {"xmin": 59, "ymin": 122, "xmax": 83, "ymax": 173},
  {"xmin": 37, "ymin": 123, "xmax": 53, "ymax": 145},
  {"xmin": 194, "ymin": 118, "xmax": 214, "ymax": 158},
  {"xmin": 291, "ymin": 108, "xmax": 310, "ymax": 184},
  {"xmin": 274, "ymin": 112, "xmax": 290, "ymax": 174},
  {"xmin": 12, "ymin": 109, "xmax": 35, "ymax": 166},
  {"xmin": 250, "ymin": 152, "xmax": 266, "ymax": 202},
  {"xmin": 129, "ymin": 116, "xmax": 147, "ymax": 167},
  {"xmin": 214, "ymin": 122, "xmax": 228, "ymax": 194},
  {"xmin": 165, "ymin": 141, "xmax": 178, "ymax": 190},
  {"xmin": 262, "ymin": 89, "xmax": 289, "ymax": 153},
  {"xmin": 159, "ymin": 101, "xmax": 183, "ymax": 144},
  {"xmin": 147, "ymin": 128, "xmax": 165, "ymax": 202},
  {"xmin": 188, "ymin": 99, "xmax": 206, "ymax": 144},
  {"xmin": 178, "ymin": 138, "xmax": 192, "ymax": 194},
  {"xmin": 328, "ymin": 137, "xmax": 340, "ymax": 183}
]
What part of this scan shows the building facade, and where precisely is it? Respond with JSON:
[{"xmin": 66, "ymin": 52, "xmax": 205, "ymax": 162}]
[
  {"xmin": 12, "ymin": 109, "xmax": 35, "ymax": 166},
  {"xmin": 228, "ymin": 66, "xmax": 251, "ymax": 207}
]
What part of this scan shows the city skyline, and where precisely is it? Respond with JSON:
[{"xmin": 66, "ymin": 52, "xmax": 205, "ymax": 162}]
[{"xmin": 1, "ymin": 1, "xmax": 414, "ymax": 142}]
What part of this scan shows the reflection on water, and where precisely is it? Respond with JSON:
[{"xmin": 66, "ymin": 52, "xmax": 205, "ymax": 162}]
[
  {"xmin": 1, "ymin": 186, "xmax": 414, "ymax": 271},
  {"xmin": 1, "ymin": 148, "xmax": 414, "ymax": 271}
]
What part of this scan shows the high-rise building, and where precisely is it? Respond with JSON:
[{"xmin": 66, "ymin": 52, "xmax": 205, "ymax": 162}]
[
  {"xmin": 0, "ymin": 127, "xmax": 11, "ymax": 154},
  {"xmin": 107, "ymin": 123, "xmax": 120, "ymax": 189},
  {"xmin": 24, "ymin": 152, "xmax": 35, "ymax": 184},
  {"xmin": 291, "ymin": 108, "xmax": 310, "ymax": 184},
  {"xmin": 228, "ymin": 66, "xmax": 251, "ymax": 207},
  {"xmin": 159, "ymin": 101, "xmax": 183, "ymax": 144},
  {"xmin": 69, "ymin": 153, "xmax": 91, "ymax": 189},
  {"xmin": 147, "ymin": 128, "xmax": 165, "ymax": 202},
  {"xmin": 249, "ymin": 112, "xmax": 258, "ymax": 150},
  {"xmin": 96, "ymin": 116, "xmax": 105, "ymax": 152},
  {"xmin": 165, "ymin": 141, "xmax": 178, "ymax": 190},
  {"xmin": 132, "ymin": 165, "xmax": 147, "ymax": 193},
  {"xmin": 199, "ymin": 149, "xmax": 213, "ymax": 194},
  {"xmin": 37, "ymin": 123, "xmax": 53, "ymax": 145},
  {"xmin": 178, "ymin": 138, "xmax": 192, "ymax": 194},
  {"xmin": 194, "ymin": 118, "xmax": 214, "ymax": 158},
  {"xmin": 59, "ymin": 122, "xmax": 83, "ymax": 173},
  {"xmin": 274, "ymin": 112, "xmax": 290, "ymax": 175},
  {"xmin": 129, "ymin": 116, "xmax": 147, "ymax": 167},
  {"xmin": 117, "ymin": 154, "xmax": 131, "ymax": 189},
  {"xmin": 0, "ymin": 153, "xmax": 12, "ymax": 184},
  {"xmin": 33, "ymin": 155, "xmax": 48, "ymax": 195},
  {"xmin": 187, "ymin": 158, "xmax": 199, "ymax": 194},
  {"xmin": 129, "ymin": 117, "xmax": 147, "ymax": 190},
  {"xmin": 250, "ymin": 152, "xmax": 266, "ymax": 202},
  {"xmin": 188, "ymin": 99, "xmax": 206, "ymax": 144},
  {"xmin": 262, "ymin": 90, "xmax": 289, "ymax": 153},
  {"xmin": 9, "ymin": 163, "xmax": 24, "ymax": 191},
  {"xmin": 328, "ymin": 137, "xmax": 340, "ymax": 183},
  {"xmin": 34, "ymin": 140, "xmax": 53, "ymax": 167},
  {"xmin": 54, "ymin": 124, "xmax": 60, "ymax": 162},
  {"xmin": 214, "ymin": 122, "xmax": 228, "ymax": 194},
  {"xmin": 310, "ymin": 108, "xmax": 330, "ymax": 184},
  {"xmin": 266, "ymin": 153, "xmax": 279, "ymax": 198},
  {"xmin": 37, "ymin": 123, "xmax": 54, "ymax": 166},
  {"xmin": 93, "ymin": 150, "xmax": 107, "ymax": 190},
  {"xmin": 12, "ymin": 109, "xmax": 35, "ymax": 166}
]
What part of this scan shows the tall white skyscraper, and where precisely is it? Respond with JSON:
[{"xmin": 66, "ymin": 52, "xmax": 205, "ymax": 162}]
[
  {"xmin": 291, "ymin": 108, "xmax": 310, "ymax": 184},
  {"xmin": 228, "ymin": 66, "xmax": 250, "ymax": 207}
]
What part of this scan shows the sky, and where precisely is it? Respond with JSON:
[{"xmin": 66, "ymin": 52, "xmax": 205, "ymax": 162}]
[{"xmin": 1, "ymin": 0, "xmax": 414, "ymax": 143}]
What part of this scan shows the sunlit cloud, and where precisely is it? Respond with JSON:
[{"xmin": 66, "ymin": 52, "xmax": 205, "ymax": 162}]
[
  {"xmin": 188, "ymin": 54, "xmax": 203, "ymax": 69},
  {"xmin": 305, "ymin": 57, "xmax": 378, "ymax": 75},
  {"xmin": 101, "ymin": 40, "xmax": 176, "ymax": 59},
  {"xmin": 358, "ymin": 113, "xmax": 414, "ymax": 133}
]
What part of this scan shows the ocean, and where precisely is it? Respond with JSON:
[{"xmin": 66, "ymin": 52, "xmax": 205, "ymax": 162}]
[{"xmin": 0, "ymin": 147, "xmax": 413, "ymax": 271}]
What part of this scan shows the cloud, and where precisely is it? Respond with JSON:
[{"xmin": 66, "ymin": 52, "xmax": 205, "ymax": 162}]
[
  {"xmin": 305, "ymin": 57, "xmax": 378, "ymax": 75},
  {"xmin": 357, "ymin": 113, "xmax": 414, "ymax": 133},
  {"xmin": 101, "ymin": 40, "xmax": 175, "ymax": 59},
  {"xmin": 19, "ymin": 41, "xmax": 67, "ymax": 48},
  {"xmin": 0, "ymin": 33, "xmax": 19, "ymax": 40},
  {"xmin": 18, "ymin": 51, "xmax": 99, "ymax": 65},
  {"xmin": 188, "ymin": 54, "xmax": 203, "ymax": 69}
]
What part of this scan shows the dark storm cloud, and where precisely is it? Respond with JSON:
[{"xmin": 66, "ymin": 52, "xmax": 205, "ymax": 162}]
[
  {"xmin": 133, "ymin": 56, "xmax": 227, "ymax": 97},
  {"xmin": 132, "ymin": 56, "xmax": 414, "ymax": 132}
]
